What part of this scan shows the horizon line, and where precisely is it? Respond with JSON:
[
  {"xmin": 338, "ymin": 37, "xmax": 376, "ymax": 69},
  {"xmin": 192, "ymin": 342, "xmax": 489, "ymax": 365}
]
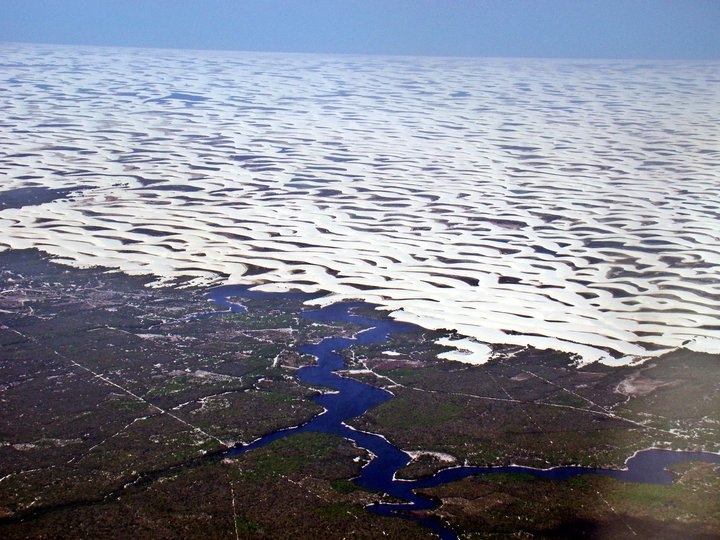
[{"xmin": 3, "ymin": 40, "xmax": 719, "ymax": 63}]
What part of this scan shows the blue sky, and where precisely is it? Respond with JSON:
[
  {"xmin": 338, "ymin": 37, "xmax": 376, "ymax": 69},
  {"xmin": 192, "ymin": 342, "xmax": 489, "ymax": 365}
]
[{"xmin": 1, "ymin": 0, "xmax": 718, "ymax": 59}]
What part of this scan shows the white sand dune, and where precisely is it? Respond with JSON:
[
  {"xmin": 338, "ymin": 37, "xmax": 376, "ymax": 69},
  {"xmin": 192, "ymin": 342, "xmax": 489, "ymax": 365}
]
[{"xmin": 1, "ymin": 43, "xmax": 719, "ymax": 365}]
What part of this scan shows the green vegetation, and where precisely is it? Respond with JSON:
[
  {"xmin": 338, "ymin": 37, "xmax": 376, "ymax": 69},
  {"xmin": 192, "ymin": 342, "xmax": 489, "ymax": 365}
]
[
  {"xmin": 234, "ymin": 515, "xmax": 260, "ymax": 536},
  {"xmin": 348, "ymin": 344, "xmax": 719, "ymax": 470},
  {"xmin": 1, "ymin": 249, "xmax": 719, "ymax": 538},
  {"xmin": 235, "ymin": 432, "xmax": 347, "ymax": 481},
  {"xmin": 330, "ymin": 478, "xmax": 362, "ymax": 494},
  {"xmin": 314, "ymin": 502, "xmax": 358, "ymax": 521},
  {"xmin": 419, "ymin": 462, "xmax": 720, "ymax": 538}
]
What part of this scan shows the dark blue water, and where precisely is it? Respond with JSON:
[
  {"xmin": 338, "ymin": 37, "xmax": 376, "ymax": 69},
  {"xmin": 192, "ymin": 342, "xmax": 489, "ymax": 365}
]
[
  {"xmin": 0, "ymin": 186, "xmax": 90, "ymax": 210},
  {"xmin": 209, "ymin": 285, "xmax": 720, "ymax": 539}
]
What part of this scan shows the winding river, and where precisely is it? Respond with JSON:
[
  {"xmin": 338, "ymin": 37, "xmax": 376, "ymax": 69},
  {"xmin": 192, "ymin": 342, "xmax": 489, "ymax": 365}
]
[{"xmin": 208, "ymin": 286, "xmax": 720, "ymax": 539}]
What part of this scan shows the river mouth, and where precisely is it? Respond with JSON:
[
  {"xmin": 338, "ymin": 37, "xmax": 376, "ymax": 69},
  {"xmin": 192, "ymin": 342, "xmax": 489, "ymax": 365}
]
[{"xmin": 210, "ymin": 286, "xmax": 720, "ymax": 539}]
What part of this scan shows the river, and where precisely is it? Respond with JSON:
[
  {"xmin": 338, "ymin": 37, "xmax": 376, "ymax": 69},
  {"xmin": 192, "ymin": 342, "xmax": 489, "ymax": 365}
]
[{"xmin": 208, "ymin": 285, "xmax": 720, "ymax": 539}]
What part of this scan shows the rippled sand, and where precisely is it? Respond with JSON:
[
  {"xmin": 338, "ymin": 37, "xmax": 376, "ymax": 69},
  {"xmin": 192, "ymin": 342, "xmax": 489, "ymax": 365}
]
[{"xmin": 1, "ymin": 43, "xmax": 718, "ymax": 365}]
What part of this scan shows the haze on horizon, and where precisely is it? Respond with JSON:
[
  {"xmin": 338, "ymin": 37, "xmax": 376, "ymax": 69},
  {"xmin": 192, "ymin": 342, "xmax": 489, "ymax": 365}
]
[{"xmin": 1, "ymin": 0, "xmax": 719, "ymax": 60}]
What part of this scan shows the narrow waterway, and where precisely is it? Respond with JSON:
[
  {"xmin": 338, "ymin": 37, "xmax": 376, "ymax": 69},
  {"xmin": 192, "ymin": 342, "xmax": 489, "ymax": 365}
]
[{"xmin": 209, "ymin": 286, "xmax": 720, "ymax": 539}]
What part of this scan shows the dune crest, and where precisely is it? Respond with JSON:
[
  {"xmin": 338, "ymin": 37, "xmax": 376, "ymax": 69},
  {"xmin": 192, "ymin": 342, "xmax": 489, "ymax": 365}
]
[{"xmin": 1, "ymin": 44, "xmax": 718, "ymax": 365}]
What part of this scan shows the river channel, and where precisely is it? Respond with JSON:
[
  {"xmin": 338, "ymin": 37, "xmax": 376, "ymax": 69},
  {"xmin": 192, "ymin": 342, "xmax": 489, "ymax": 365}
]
[{"xmin": 208, "ymin": 285, "xmax": 720, "ymax": 539}]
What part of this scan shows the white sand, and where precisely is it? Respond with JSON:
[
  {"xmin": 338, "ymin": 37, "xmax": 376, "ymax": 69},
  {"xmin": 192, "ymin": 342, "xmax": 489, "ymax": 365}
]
[{"xmin": 1, "ymin": 43, "xmax": 719, "ymax": 366}]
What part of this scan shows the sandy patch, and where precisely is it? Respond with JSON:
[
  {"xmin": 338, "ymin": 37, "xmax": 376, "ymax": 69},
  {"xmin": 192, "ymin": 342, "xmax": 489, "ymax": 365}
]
[{"xmin": 1, "ymin": 43, "xmax": 718, "ymax": 366}]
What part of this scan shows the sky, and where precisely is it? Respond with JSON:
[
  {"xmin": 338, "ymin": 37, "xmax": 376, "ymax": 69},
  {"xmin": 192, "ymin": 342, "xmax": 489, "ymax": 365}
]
[{"xmin": 1, "ymin": 0, "xmax": 719, "ymax": 59}]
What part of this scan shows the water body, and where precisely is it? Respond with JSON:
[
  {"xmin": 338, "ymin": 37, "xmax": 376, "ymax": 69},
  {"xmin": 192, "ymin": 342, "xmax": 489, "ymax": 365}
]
[
  {"xmin": 0, "ymin": 186, "xmax": 89, "ymax": 211},
  {"xmin": 209, "ymin": 286, "xmax": 720, "ymax": 539}
]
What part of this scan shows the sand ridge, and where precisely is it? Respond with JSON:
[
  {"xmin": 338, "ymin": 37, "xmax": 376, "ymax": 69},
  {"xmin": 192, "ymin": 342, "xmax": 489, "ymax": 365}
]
[{"xmin": 1, "ymin": 43, "xmax": 719, "ymax": 365}]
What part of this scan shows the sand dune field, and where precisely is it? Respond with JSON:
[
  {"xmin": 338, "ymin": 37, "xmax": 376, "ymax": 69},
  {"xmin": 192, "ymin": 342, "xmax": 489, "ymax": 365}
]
[{"xmin": 1, "ymin": 43, "xmax": 718, "ymax": 365}]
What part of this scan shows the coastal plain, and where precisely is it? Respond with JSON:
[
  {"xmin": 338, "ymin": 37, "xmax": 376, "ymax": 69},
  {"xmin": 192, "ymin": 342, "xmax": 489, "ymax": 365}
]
[{"xmin": 1, "ymin": 250, "xmax": 719, "ymax": 538}]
